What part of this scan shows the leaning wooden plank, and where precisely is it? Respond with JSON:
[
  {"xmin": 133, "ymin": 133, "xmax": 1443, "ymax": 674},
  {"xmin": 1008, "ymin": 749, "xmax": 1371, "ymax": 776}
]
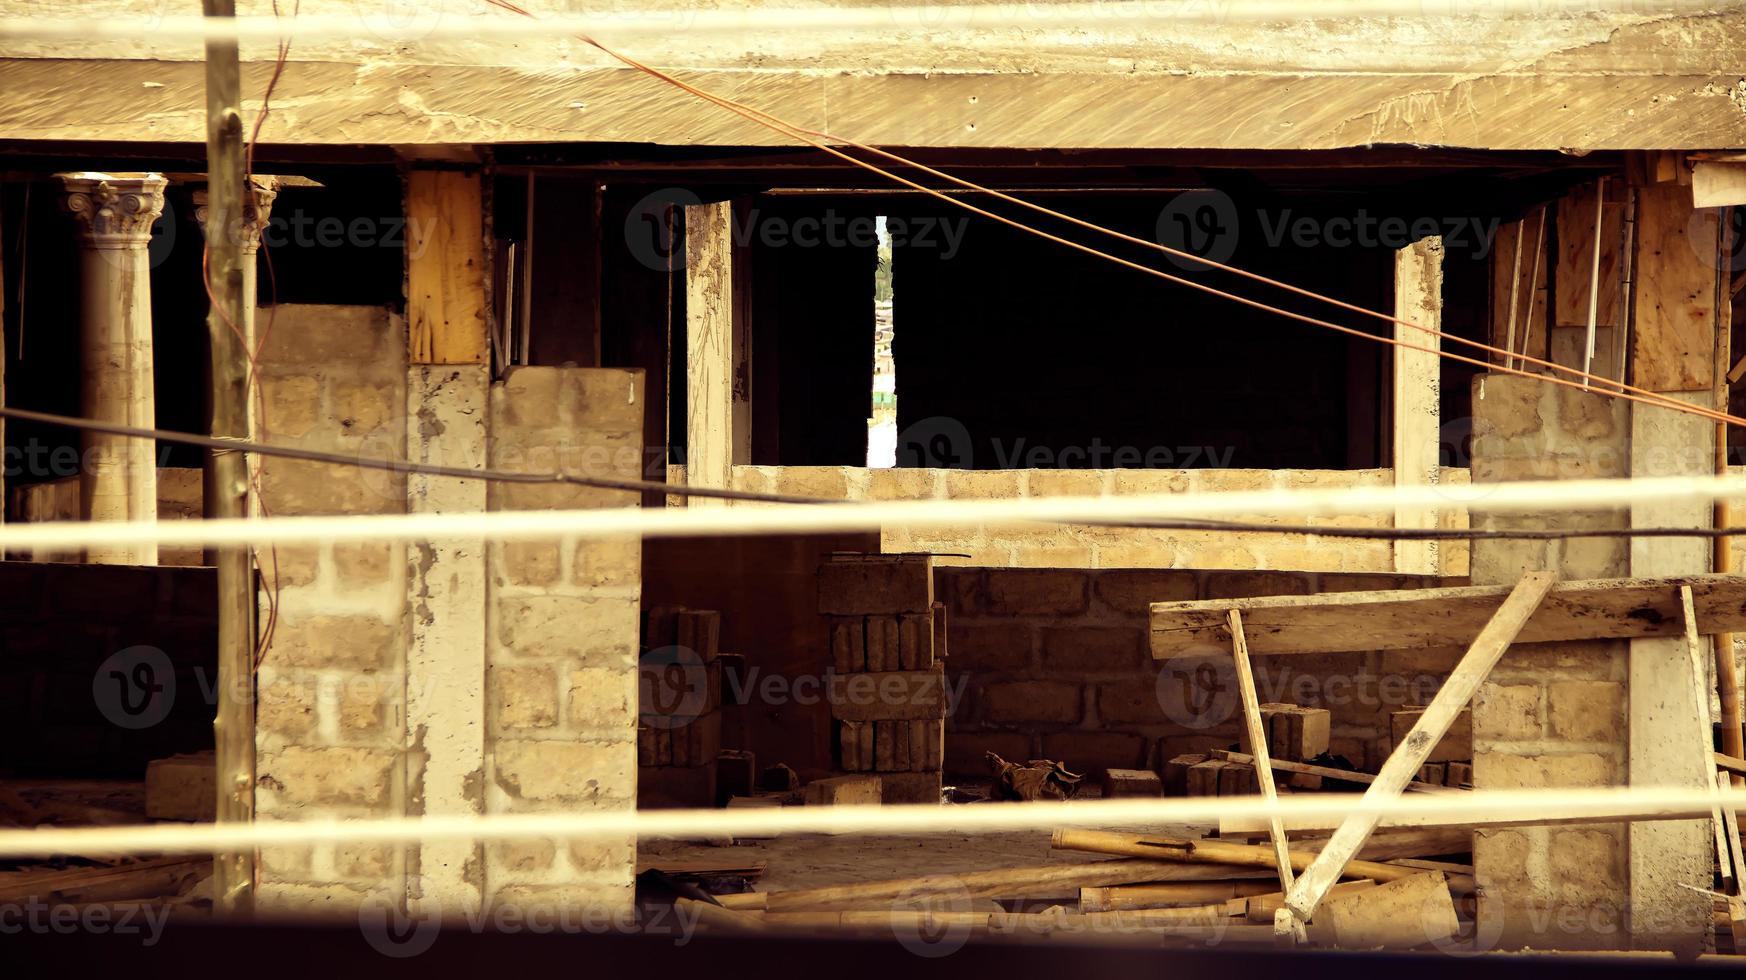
[
  {"xmin": 1278, "ymin": 570, "xmax": 1558, "ymax": 936},
  {"xmin": 1717, "ymin": 752, "xmax": 1746, "ymax": 777},
  {"xmin": 1717, "ymin": 769, "xmax": 1746, "ymax": 950},
  {"xmin": 1684, "ymin": 586, "xmax": 1735, "ymax": 891},
  {"xmin": 1226, "ymin": 608, "xmax": 1295, "ymax": 896},
  {"xmin": 1050, "ymin": 829, "xmax": 1434, "ymax": 886},
  {"xmin": 1151, "ymin": 572, "xmax": 1746, "ymax": 659},
  {"xmin": 763, "ymin": 858, "xmax": 1274, "ymax": 913}
]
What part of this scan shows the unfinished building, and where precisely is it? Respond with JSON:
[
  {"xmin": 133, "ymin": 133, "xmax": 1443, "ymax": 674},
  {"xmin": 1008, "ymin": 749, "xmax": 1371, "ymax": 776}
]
[{"xmin": 3, "ymin": 0, "xmax": 1746, "ymax": 958}]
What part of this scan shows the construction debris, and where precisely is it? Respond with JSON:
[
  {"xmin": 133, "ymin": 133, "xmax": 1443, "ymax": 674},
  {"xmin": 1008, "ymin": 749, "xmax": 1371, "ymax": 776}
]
[{"xmin": 986, "ymin": 753, "xmax": 1083, "ymax": 801}]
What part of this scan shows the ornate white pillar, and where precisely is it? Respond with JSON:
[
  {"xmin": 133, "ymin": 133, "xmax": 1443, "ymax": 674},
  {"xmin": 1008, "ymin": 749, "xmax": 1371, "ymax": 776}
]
[{"xmin": 57, "ymin": 172, "xmax": 167, "ymax": 565}]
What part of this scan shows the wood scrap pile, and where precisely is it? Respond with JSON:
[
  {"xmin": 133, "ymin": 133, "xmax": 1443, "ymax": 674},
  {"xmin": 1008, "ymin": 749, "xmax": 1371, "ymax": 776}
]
[{"xmin": 673, "ymin": 825, "xmax": 1476, "ymax": 947}]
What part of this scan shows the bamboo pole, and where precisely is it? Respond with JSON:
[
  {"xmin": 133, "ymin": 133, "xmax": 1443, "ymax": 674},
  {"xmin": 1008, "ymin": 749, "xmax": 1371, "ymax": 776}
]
[
  {"xmin": 763, "ymin": 858, "xmax": 1273, "ymax": 913},
  {"xmin": 1080, "ymin": 881, "xmax": 1274, "ymax": 912},
  {"xmin": 201, "ymin": 0, "xmax": 256, "ymax": 917},
  {"xmin": 1050, "ymin": 829, "xmax": 1435, "ymax": 886}
]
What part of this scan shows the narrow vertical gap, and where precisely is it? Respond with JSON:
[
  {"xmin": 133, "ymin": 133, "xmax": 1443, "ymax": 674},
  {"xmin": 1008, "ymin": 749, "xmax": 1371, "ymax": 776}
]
[{"xmin": 868, "ymin": 215, "xmax": 896, "ymax": 467}]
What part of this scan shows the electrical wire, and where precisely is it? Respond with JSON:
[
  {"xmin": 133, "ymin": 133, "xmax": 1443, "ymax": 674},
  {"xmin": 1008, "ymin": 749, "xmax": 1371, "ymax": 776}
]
[{"xmin": 474, "ymin": 0, "xmax": 1746, "ymax": 433}]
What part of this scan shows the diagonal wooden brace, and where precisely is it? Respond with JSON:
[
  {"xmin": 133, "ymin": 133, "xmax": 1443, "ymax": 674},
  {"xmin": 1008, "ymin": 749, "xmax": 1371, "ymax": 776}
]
[{"xmin": 1277, "ymin": 570, "xmax": 1559, "ymax": 936}]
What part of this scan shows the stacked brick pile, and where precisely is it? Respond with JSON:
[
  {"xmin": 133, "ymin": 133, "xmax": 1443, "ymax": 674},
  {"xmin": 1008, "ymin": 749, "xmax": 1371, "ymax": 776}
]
[
  {"xmin": 1165, "ymin": 702, "xmax": 1332, "ymax": 796},
  {"xmin": 819, "ymin": 554, "xmax": 948, "ymax": 804},
  {"xmin": 636, "ymin": 606, "xmax": 724, "ymax": 807}
]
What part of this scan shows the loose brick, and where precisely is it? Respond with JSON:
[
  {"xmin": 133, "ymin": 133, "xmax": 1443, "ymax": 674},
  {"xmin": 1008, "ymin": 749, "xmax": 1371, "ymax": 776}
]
[
  {"xmin": 805, "ymin": 774, "xmax": 882, "ymax": 806},
  {"xmin": 1546, "ymin": 680, "xmax": 1623, "ymax": 742},
  {"xmin": 495, "ymin": 739, "xmax": 634, "ymax": 802},
  {"xmin": 1162, "ymin": 753, "xmax": 1209, "ymax": 797},
  {"xmin": 260, "ymin": 746, "xmax": 397, "ymax": 808},
  {"xmin": 909, "ymin": 720, "xmax": 943, "ymax": 771},
  {"xmin": 1187, "ymin": 759, "xmax": 1227, "ymax": 796},
  {"xmin": 947, "ymin": 622, "xmax": 1030, "ymax": 670},
  {"xmin": 817, "ymin": 556, "xmax": 935, "ymax": 615},
  {"xmin": 1100, "ymin": 768, "xmax": 1162, "ymax": 798},
  {"xmin": 494, "ymin": 665, "xmax": 559, "ymax": 729},
  {"xmin": 1092, "ymin": 570, "xmax": 1198, "ymax": 614},
  {"xmin": 984, "ymin": 570, "xmax": 1089, "ymax": 616},
  {"xmin": 983, "ymin": 680, "xmax": 1082, "ymax": 725},
  {"xmin": 272, "ymin": 615, "xmax": 396, "ymax": 670},
  {"xmin": 676, "ymin": 610, "xmax": 721, "ymax": 662},
  {"xmin": 840, "ymin": 721, "xmax": 869, "ymax": 771},
  {"xmin": 1040, "ymin": 625, "xmax": 1142, "ymax": 671}
]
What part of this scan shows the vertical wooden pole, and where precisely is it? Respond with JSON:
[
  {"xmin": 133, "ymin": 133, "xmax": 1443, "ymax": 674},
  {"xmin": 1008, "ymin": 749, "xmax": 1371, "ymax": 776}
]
[
  {"xmin": 685, "ymin": 201, "xmax": 736, "ymax": 506},
  {"xmin": 1392, "ymin": 236, "xmax": 1442, "ymax": 575},
  {"xmin": 202, "ymin": 0, "xmax": 255, "ymax": 917}
]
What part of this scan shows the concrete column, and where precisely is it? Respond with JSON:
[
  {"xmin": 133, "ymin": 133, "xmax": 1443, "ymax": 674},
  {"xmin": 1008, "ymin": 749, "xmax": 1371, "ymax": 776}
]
[{"xmin": 57, "ymin": 172, "xmax": 166, "ymax": 565}]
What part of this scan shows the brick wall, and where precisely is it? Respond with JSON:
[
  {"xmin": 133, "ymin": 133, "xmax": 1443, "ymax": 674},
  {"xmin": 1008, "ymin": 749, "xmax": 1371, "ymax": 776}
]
[
  {"xmin": 1468, "ymin": 374, "xmax": 1631, "ymax": 949},
  {"xmin": 252, "ymin": 304, "xmax": 411, "ymax": 914},
  {"xmin": 940, "ymin": 567, "xmax": 1453, "ymax": 781},
  {"xmin": 0, "ymin": 561, "xmax": 215, "ymax": 777},
  {"xmin": 485, "ymin": 367, "xmax": 643, "ymax": 913},
  {"xmin": 724, "ymin": 464, "xmax": 1472, "ymax": 576},
  {"xmin": 248, "ymin": 310, "xmax": 644, "ymax": 918}
]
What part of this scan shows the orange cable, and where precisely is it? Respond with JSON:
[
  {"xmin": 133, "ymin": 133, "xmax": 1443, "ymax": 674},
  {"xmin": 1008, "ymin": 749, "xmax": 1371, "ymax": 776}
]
[{"xmin": 477, "ymin": 0, "xmax": 1746, "ymax": 430}]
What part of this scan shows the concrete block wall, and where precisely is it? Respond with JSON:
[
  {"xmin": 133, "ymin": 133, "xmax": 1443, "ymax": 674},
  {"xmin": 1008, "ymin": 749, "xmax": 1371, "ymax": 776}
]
[
  {"xmin": 939, "ymin": 567, "xmax": 1452, "ymax": 781},
  {"xmin": 1468, "ymin": 374, "xmax": 1632, "ymax": 949},
  {"xmin": 724, "ymin": 464, "xmax": 1471, "ymax": 576},
  {"xmin": 252, "ymin": 304, "xmax": 411, "ymax": 915},
  {"xmin": 249, "ymin": 309, "xmax": 644, "ymax": 919},
  {"xmin": 484, "ymin": 367, "xmax": 644, "ymax": 914}
]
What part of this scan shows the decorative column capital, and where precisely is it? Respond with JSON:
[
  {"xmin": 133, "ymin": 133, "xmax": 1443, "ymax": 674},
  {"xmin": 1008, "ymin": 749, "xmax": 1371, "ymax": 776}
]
[
  {"xmin": 56, "ymin": 172, "xmax": 168, "ymax": 250},
  {"xmin": 195, "ymin": 176, "xmax": 280, "ymax": 254}
]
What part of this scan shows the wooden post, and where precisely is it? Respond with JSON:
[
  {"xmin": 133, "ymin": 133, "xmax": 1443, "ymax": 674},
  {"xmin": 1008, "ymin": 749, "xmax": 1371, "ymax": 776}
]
[
  {"xmin": 1279, "ymin": 570, "xmax": 1558, "ymax": 935},
  {"xmin": 1392, "ymin": 236, "xmax": 1441, "ymax": 575},
  {"xmin": 1226, "ymin": 610, "xmax": 1295, "ymax": 897},
  {"xmin": 201, "ymin": 0, "xmax": 255, "ymax": 917},
  {"xmin": 684, "ymin": 201, "xmax": 744, "ymax": 506}
]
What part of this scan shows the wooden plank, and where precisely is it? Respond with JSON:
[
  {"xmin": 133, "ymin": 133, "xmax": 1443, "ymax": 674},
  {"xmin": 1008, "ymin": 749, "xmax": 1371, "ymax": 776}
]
[
  {"xmin": 1150, "ymin": 572, "xmax": 1746, "ymax": 659},
  {"xmin": 1555, "ymin": 180, "xmax": 1625, "ymax": 330},
  {"xmin": 1211, "ymin": 750, "xmax": 1454, "ymax": 794},
  {"xmin": 1718, "ymin": 769, "xmax": 1746, "ymax": 950},
  {"xmin": 1278, "ymin": 570, "xmax": 1557, "ymax": 936},
  {"xmin": 405, "ymin": 169, "xmax": 489, "ymax": 364},
  {"xmin": 1684, "ymin": 587, "xmax": 1735, "ymax": 890},
  {"xmin": 1227, "ymin": 609, "xmax": 1295, "ymax": 897},
  {"xmin": 1392, "ymin": 236, "xmax": 1442, "ymax": 576},
  {"xmin": 1632, "ymin": 182, "xmax": 1719, "ymax": 392},
  {"xmin": 685, "ymin": 200, "xmax": 737, "ymax": 506}
]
